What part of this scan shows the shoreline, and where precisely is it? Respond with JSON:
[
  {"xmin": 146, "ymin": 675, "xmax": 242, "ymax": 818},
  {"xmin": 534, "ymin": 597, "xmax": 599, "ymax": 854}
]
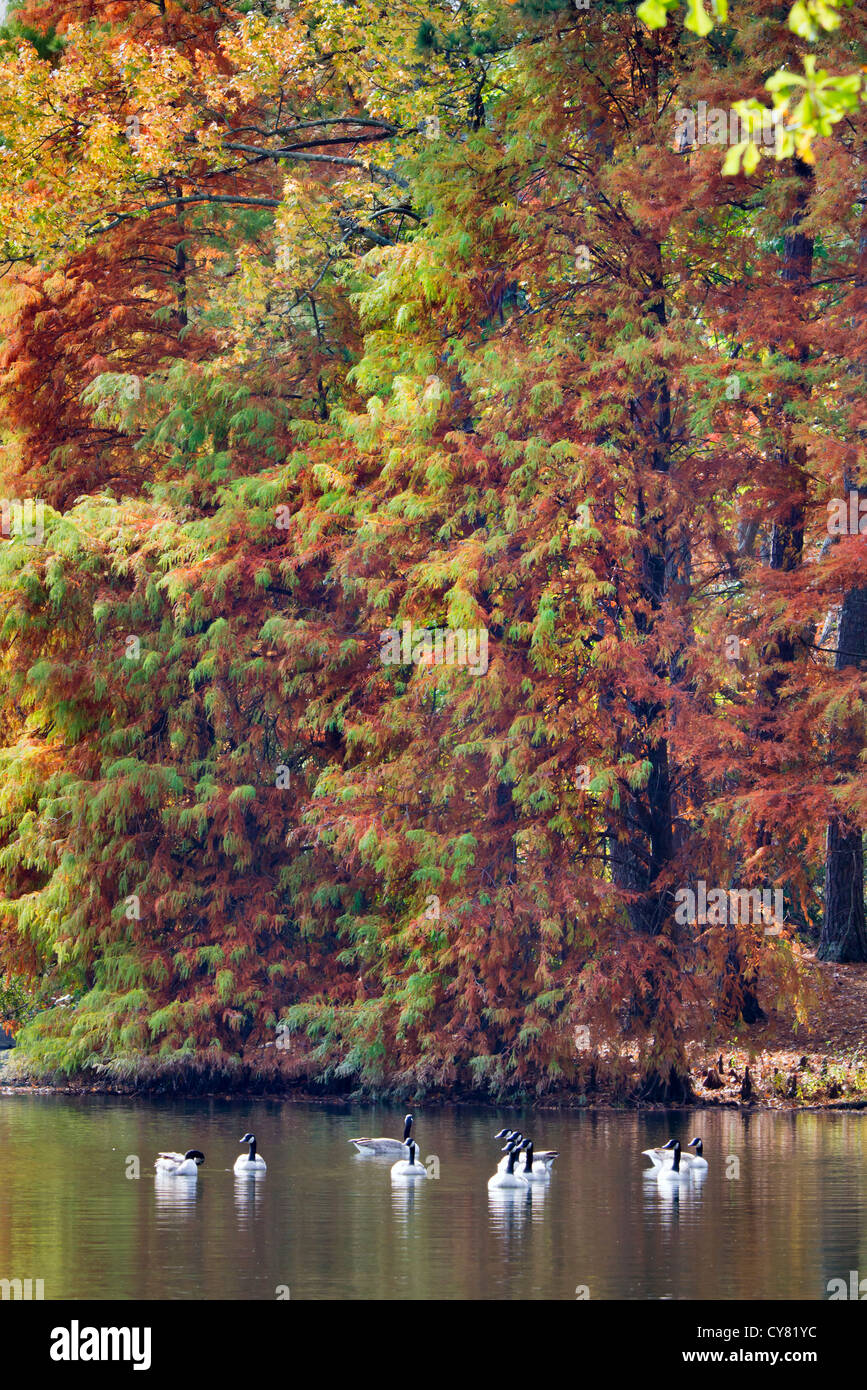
[
  {"xmin": 3, "ymin": 1061, "xmax": 867, "ymax": 1112},
  {"xmin": 2, "ymin": 1086, "xmax": 865, "ymax": 1112},
  {"xmin": 3, "ymin": 953, "xmax": 865, "ymax": 1110}
]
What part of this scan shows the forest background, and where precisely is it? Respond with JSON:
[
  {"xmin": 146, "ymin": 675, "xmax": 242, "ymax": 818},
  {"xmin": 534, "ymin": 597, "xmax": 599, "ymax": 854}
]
[{"xmin": 0, "ymin": 0, "xmax": 865, "ymax": 1104}]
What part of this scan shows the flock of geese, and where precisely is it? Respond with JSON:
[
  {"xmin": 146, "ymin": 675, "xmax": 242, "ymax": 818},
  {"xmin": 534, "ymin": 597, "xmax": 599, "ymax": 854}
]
[
  {"xmin": 349, "ymin": 1116, "xmax": 709, "ymax": 1188},
  {"xmin": 349, "ymin": 1117, "xmax": 560, "ymax": 1187},
  {"xmin": 155, "ymin": 1133, "xmax": 266, "ymax": 1177},
  {"xmin": 642, "ymin": 1136, "xmax": 708, "ymax": 1183},
  {"xmin": 153, "ymin": 1118, "xmax": 709, "ymax": 1190}
]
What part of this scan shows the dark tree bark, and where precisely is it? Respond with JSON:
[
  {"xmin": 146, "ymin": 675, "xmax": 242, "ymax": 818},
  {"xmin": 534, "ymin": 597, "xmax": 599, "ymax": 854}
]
[
  {"xmin": 821, "ymin": 818, "xmax": 867, "ymax": 961},
  {"xmin": 820, "ymin": 585, "xmax": 867, "ymax": 961},
  {"xmin": 740, "ymin": 159, "xmax": 814, "ymax": 1020},
  {"xmin": 719, "ymin": 931, "xmax": 765, "ymax": 1024},
  {"xmin": 610, "ymin": 240, "xmax": 693, "ymax": 1104},
  {"xmin": 820, "ymin": 167, "xmax": 867, "ymax": 962},
  {"xmin": 609, "ymin": 246, "xmax": 680, "ymax": 942}
]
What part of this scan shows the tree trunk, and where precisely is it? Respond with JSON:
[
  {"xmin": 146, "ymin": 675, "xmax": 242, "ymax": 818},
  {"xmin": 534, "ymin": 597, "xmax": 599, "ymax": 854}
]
[
  {"xmin": 820, "ymin": 583, "xmax": 867, "ymax": 961},
  {"xmin": 610, "ymin": 249, "xmax": 679, "ymax": 941},
  {"xmin": 741, "ymin": 159, "xmax": 814, "ymax": 1020},
  {"xmin": 719, "ymin": 930, "xmax": 765, "ymax": 1024},
  {"xmin": 820, "ymin": 166, "xmax": 867, "ymax": 961},
  {"xmin": 821, "ymin": 818, "xmax": 867, "ymax": 961},
  {"xmin": 609, "ymin": 239, "xmax": 692, "ymax": 1102}
]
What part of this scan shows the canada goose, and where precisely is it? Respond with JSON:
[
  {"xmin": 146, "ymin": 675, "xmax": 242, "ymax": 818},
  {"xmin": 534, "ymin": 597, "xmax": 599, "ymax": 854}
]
[
  {"xmin": 155, "ymin": 1149, "xmax": 205, "ymax": 1177},
  {"xmin": 642, "ymin": 1138, "xmax": 701, "ymax": 1170},
  {"xmin": 390, "ymin": 1138, "xmax": 428, "ymax": 1179},
  {"xmin": 519, "ymin": 1141, "xmax": 550, "ymax": 1183},
  {"xmin": 350, "ymin": 1114, "xmax": 415, "ymax": 1157},
  {"xmin": 520, "ymin": 1137, "xmax": 559, "ymax": 1171},
  {"xmin": 496, "ymin": 1133, "xmax": 558, "ymax": 1173},
  {"xmin": 656, "ymin": 1140, "xmax": 691, "ymax": 1183},
  {"xmin": 685, "ymin": 1136, "xmax": 708, "ymax": 1169},
  {"xmin": 656, "ymin": 1136, "xmax": 707, "ymax": 1168},
  {"xmin": 496, "ymin": 1131, "xmax": 524, "ymax": 1170},
  {"xmin": 488, "ymin": 1140, "xmax": 529, "ymax": 1190},
  {"xmin": 234, "ymin": 1133, "xmax": 266, "ymax": 1174}
]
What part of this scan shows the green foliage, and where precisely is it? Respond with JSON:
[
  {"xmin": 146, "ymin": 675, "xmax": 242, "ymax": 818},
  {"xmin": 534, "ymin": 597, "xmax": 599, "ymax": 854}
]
[{"xmin": 0, "ymin": 972, "xmax": 38, "ymax": 1025}]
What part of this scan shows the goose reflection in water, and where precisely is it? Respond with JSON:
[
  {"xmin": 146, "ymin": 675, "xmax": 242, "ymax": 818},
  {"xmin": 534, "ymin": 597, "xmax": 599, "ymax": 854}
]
[
  {"xmin": 234, "ymin": 1173, "xmax": 265, "ymax": 1222},
  {"xmin": 648, "ymin": 1169, "xmax": 705, "ymax": 1218},
  {"xmin": 153, "ymin": 1171, "xmax": 201, "ymax": 1216},
  {"xmin": 487, "ymin": 1183, "xmax": 534, "ymax": 1238},
  {"xmin": 390, "ymin": 1172, "xmax": 428, "ymax": 1226},
  {"xmin": 527, "ymin": 1181, "xmax": 549, "ymax": 1220}
]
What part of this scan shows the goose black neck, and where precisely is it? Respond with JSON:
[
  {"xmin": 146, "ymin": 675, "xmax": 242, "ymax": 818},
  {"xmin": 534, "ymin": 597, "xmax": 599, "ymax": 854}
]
[
  {"xmin": 406, "ymin": 1141, "xmax": 415, "ymax": 1165},
  {"xmin": 403, "ymin": 1116, "xmax": 413, "ymax": 1142},
  {"xmin": 506, "ymin": 1148, "xmax": 518, "ymax": 1175},
  {"xmin": 671, "ymin": 1143, "xmax": 681, "ymax": 1172},
  {"xmin": 524, "ymin": 1143, "xmax": 534, "ymax": 1171},
  {"xmin": 693, "ymin": 1139, "xmax": 703, "ymax": 1157},
  {"xmin": 248, "ymin": 1138, "xmax": 257, "ymax": 1161}
]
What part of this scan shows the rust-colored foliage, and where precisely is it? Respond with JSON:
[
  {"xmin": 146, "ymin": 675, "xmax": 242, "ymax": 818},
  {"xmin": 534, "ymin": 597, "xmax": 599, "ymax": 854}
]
[{"xmin": 0, "ymin": 0, "xmax": 863, "ymax": 1096}]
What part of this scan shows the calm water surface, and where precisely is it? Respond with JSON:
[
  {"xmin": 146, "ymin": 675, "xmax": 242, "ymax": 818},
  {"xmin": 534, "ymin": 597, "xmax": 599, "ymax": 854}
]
[{"xmin": 0, "ymin": 1097, "xmax": 863, "ymax": 1300}]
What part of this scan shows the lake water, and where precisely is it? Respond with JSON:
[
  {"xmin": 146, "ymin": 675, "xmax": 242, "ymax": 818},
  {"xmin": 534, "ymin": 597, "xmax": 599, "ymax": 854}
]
[{"xmin": 0, "ymin": 1096, "xmax": 863, "ymax": 1300}]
